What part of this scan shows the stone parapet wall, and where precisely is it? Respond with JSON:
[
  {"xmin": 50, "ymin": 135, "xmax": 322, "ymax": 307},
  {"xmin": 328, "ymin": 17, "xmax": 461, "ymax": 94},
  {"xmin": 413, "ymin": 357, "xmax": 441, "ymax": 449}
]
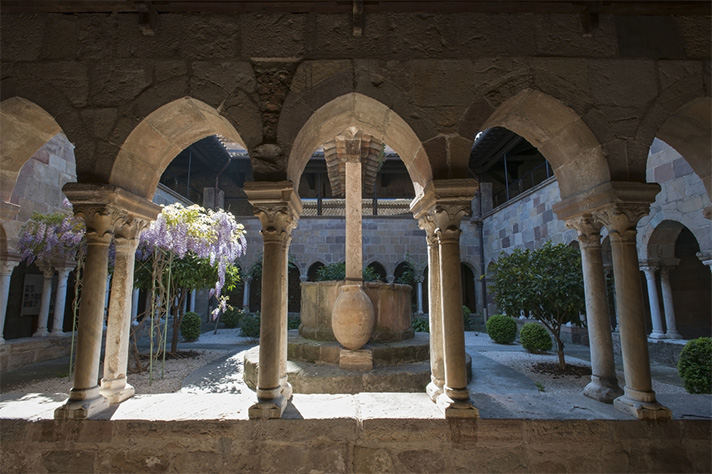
[
  {"xmin": 0, "ymin": 418, "xmax": 708, "ymax": 473},
  {"xmin": 0, "ymin": 336, "xmax": 73, "ymax": 372}
]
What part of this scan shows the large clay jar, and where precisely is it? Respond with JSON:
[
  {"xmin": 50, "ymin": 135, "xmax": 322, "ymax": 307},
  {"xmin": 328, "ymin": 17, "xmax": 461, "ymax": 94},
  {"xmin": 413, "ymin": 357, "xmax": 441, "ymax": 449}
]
[{"xmin": 331, "ymin": 284, "xmax": 375, "ymax": 350}]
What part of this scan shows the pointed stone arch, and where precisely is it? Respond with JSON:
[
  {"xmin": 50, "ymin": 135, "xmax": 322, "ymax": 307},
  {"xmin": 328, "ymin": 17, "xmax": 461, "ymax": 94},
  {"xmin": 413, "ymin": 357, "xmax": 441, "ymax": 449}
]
[
  {"xmin": 655, "ymin": 98, "xmax": 712, "ymax": 201},
  {"xmin": 0, "ymin": 97, "xmax": 64, "ymax": 203},
  {"xmin": 469, "ymin": 89, "xmax": 610, "ymax": 200},
  {"xmin": 287, "ymin": 93, "xmax": 433, "ymax": 197},
  {"xmin": 111, "ymin": 97, "xmax": 248, "ymax": 199}
]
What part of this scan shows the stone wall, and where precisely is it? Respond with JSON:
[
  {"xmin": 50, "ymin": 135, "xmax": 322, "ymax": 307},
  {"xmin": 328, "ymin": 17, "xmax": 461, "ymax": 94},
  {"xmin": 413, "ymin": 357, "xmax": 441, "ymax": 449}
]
[{"xmin": 0, "ymin": 418, "xmax": 708, "ymax": 473}]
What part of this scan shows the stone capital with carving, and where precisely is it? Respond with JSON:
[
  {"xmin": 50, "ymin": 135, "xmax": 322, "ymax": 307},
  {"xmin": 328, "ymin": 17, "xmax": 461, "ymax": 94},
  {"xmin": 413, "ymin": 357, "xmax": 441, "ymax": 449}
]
[
  {"xmin": 594, "ymin": 203, "xmax": 651, "ymax": 243},
  {"xmin": 244, "ymin": 181, "xmax": 302, "ymax": 243},
  {"xmin": 565, "ymin": 215, "xmax": 603, "ymax": 249},
  {"xmin": 63, "ymin": 183, "xmax": 160, "ymax": 243},
  {"xmin": 411, "ymin": 179, "xmax": 478, "ymax": 244}
]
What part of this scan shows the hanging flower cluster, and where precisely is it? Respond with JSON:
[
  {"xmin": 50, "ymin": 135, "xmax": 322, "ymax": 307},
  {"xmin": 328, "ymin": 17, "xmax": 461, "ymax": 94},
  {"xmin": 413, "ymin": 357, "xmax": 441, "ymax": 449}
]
[
  {"xmin": 137, "ymin": 203, "xmax": 247, "ymax": 316},
  {"xmin": 17, "ymin": 199, "xmax": 85, "ymax": 266}
]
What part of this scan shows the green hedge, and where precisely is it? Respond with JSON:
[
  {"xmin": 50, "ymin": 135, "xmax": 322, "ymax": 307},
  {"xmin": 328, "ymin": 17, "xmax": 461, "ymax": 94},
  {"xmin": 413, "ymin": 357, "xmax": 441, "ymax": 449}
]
[
  {"xmin": 486, "ymin": 314, "xmax": 517, "ymax": 344},
  {"xmin": 519, "ymin": 322, "xmax": 552, "ymax": 353},
  {"xmin": 180, "ymin": 311, "xmax": 202, "ymax": 342},
  {"xmin": 677, "ymin": 337, "xmax": 712, "ymax": 394}
]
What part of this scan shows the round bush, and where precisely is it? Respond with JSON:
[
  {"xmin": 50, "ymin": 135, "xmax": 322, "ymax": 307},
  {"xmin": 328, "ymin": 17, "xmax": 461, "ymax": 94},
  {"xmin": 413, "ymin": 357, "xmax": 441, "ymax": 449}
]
[
  {"xmin": 180, "ymin": 311, "xmax": 202, "ymax": 342},
  {"xmin": 412, "ymin": 317, "xmax": 429, "ymax": 333},
  {"xmin": 520, "ymin": 322, "xmax": 552, "ymax": 353},
  {"xmin": 240, "ymin": 312, "xmax": 261, "ymax": 339},
  {"xmin": 486, "ymin": 314, "xmax": 517, "ymax": 344},
  {"xmin": 222, "ymin": 308, "xmax": 242, "ymax": 329},
  {"xmin": 677, "ymin": 337, "xmax": 712, "ymax": 394}
]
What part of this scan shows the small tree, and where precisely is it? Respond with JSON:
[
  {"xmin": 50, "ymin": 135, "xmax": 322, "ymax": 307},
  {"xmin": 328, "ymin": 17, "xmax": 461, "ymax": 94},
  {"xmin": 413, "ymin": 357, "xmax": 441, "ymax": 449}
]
[{"xmin": 490, "ymin": 241, "xmax": 585, "ymax": 369}]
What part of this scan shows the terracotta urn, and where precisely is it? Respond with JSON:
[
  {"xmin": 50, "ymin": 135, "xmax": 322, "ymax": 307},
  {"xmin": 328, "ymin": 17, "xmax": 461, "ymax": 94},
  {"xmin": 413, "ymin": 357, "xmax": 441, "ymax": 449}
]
[{"xmin": 331, "ymin": 284, "xmax": 375, "ymax": 350}]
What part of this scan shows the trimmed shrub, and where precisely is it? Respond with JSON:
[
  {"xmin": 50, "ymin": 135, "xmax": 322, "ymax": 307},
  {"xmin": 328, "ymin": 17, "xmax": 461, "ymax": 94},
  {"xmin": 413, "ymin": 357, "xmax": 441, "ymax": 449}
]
[
  {"xmin": 222, "ymin": 308, "xmax": 242, "ymax": 329},
  {"xmin": 520, "ymin": 323, "xmax": 552, "ymax": 353},
  {"xmin": 677, "ymin": 337, "xmax": 712, "ymax": 394},
  {"xmin": 288, "ymin": 315, "xmax": 301, "ymax": 330},
  {"xmin": 412, "ymin": 317, "xmax": 429, "ymax": 333},
  {"xmin": 180, "ymin": 311, "xmax": 202, "ymax": 342},
  {"xmin": 463, "ymin": 306, "xmax": 473, "ymax": 331},
  {"xmin": 486, "ymin": 314, "xmax": 517, "ymax": 344},
  {"xmin": 240, "ymin": 312, "xmax": 261, "ymax": 340}
]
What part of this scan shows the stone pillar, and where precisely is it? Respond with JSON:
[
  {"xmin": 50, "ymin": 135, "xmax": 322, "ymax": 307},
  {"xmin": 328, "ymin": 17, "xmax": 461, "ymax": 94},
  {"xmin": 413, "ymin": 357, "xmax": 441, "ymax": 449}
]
[
  {"xmin": 245, "ymin": 181, "xmax": 301, "ymax": 419},
  {"xmin": 243, "ymin": 276, "xmax": 252, "ymax": 312},
  {"xmin": 640, "ymin": 264, "xmax": 666, "ymax": 339},
  {"xmin": 415, "ymin": 276, "xmax": 424, "ymax": 316},
  {"xmin": 659, "ymin": 265, "xmax": 682, "ymax": 339},
  {"xmin": 0, "ymin": 259, "xmax": 20, "ymax": 344},
  {"xmin": 566, "ymin": 216, "xmax": 622, "ymax": 403},
  {"xmin": 597, "ymin": 201, "xmax": 671, "ymax": 420},
  {"xmin": 412, "ymin": 180, "xmax": 479, "ymax": 418},
  {"xmin": 33, "ymin": 264, "xmax": 55, "ymax": 337},
  {"xmin": 55, "ymin": 183, "xmax": 159, "ymax": 419},
  {"xmin": 131, "ymin": 288, "xmax": 140, "ymax": 324},
  {"xmin": 101, "ymin": 215, "xmax": 151, "ymax": 404},
  {"xmin": 50, "ymin": 265, "xmax": 74, "ymax": 335},
  {"xmin": 279, "ymin": 234, "xmax": 294, "ymax": 403}
]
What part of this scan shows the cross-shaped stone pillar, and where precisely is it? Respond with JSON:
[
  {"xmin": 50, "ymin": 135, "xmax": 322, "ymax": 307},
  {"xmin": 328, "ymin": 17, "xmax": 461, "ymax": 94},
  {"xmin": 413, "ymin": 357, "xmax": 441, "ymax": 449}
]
[
  {"xmin": 245, "ymin": 181, "xmax": 301, "ymax": 419},
  {"xmin": 565, "ymin": 215, "xmax": 623, "ymax": 403},
  {"xmin": 101, "ymin": 209, "xmax": 155, "ymax": 404},
  {"xmin": 55, "ymin": 184, "xmax": 158, "ymax": 420},
  {"xmin": 412, "ymin": 179, "xmax": 479, "ymax": 418}
]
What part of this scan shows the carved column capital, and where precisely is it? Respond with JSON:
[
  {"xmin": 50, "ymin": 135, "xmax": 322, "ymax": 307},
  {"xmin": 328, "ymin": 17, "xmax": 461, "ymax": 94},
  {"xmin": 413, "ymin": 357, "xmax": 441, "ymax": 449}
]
[
  {"xmin": 565, "ymin": 215, "xmax": 604, "ymax": 249},
  {"xmin": 594, "ymin": 204, "xmax": 651, "ymax": 243},
  {"xmin": 411, "ymin": 179, "xmax": 478, "ymax": 244},
  {"xmin": 244, "ymin": 181, "xmax": 302, "ymax": 243}
]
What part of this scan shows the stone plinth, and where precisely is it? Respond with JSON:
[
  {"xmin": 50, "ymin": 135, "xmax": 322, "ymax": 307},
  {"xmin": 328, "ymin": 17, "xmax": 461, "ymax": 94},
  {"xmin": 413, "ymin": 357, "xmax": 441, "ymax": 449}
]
[
  {"xmin": 300, "ymin": 281, "xmax": 414, "ymax": 342},
  {"xmin": 339, "ymin": 349, "xmax": 373, "ymax": 371}
]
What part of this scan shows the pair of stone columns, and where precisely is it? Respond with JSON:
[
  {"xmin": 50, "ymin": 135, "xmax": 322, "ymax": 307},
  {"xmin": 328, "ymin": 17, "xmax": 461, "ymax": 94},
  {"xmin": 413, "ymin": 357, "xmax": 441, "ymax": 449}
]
[
  {"xmin": 54, "ymin": 184, "xmax": 159, "ymax": 419},
  {"xmin": 556, "ymin": 181, "xmax": 671, "ymax": 420},
  {"xmin": 32, "ymin": 262, "xmax": 75, "ymax": 337},
  {"xmin": 640, "ymin": 262, "xmax": 682, "ymax": 339},
  {"xmin": 412, "ymin": 180, "xmax": 479, "ymax": 419},
  {"xmin": 244, "ymin": 181, "xmax": 302, "ymax": 419}
]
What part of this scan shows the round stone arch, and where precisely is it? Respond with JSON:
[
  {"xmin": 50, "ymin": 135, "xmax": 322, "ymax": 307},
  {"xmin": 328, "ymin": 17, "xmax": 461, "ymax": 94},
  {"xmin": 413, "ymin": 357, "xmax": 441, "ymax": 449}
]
[
  {"xmin": 641, "ymin": 217, "xmax": 710, "ymax": 260},
  {"xmin": 111, "ymin": 97, "xmax": 249, "ymax": 200},
  {"xmin": 0, "ymin": 97, "xmax": 64, "ymax": 203},
  {"xmin": 465, "ymin": 88, "xmax": 610, "ymax": 201},
  {"xmin": 285, "ymin": 93, "xmax": 433, "ymax": 197},
  {"xmin": 654, "ymin": 98, "xmax": 711, "ymax": 201}
]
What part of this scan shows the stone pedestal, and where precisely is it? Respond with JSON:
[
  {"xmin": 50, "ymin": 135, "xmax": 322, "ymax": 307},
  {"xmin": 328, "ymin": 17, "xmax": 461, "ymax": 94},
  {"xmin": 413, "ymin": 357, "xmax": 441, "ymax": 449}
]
[
  {"xmin": 245, "ymin": 181, "xmax": 301, "ymax": 420},
  {"xmin": 339, "ymin": 348, "xmax": 373, "ymax": 371}
]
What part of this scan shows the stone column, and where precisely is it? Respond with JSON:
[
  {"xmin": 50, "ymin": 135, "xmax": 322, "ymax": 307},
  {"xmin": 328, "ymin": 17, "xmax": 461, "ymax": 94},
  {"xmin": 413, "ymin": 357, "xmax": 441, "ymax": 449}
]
[
  {"xmin": 640, "ymin": 264, "xmax": 666, "ymax": 339},
  {"xmin": 131, "ymin": 288, "xmax": 140, "ymax": 324},
  {"xmin": 566, "ymin": 216, "xmax": 622, "ymax": 403},
  {"xmin": 415, "ymin": 276, "xmax": 424, "ymax": 316},
  {"xmin": 55, "ymin": 183, "xmax": 159, "ymax": 419},
  {"xmin": 597, "ymin": 202, "xmax": 671, "ymax": 420},
  {"xmin": 33, "ymin": 264, "xmax": 55, "ymax": 337},
  {"xmin": 659, "ymin": 265, "xmax": 682, "ymax": 339},
  {"xmin": 245, "ymin": 181, "xmax": 301, "ymax": 419},
  {"xmin": 413, "ymin": 180, "xmax": 479, "ymax": 418},
  {"xmin": 50, "ymin": 264, "xmax": 74, "ymax": 335},
  {"xmin": 101, "ymin": 214, "xmax": 151, "ymax": 404},
  {"xmin": 243, "ymin": 275, "xmax": 252, "ymax": 312},
  {"xmin": 279, "ymin": 234, "xmax": 294, "ymax": 403},
  {"xmin": 0, "ymin": 259, "xmax": 20, "ymax": 344}
]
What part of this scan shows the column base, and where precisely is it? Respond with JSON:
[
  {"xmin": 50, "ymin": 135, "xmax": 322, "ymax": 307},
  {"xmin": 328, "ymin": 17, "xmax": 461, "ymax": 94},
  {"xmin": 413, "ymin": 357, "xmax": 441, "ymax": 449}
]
[
  {"xmin": 33, "ymin": 329, "xmax": 49, "ymax": 337},
  {"xmin": 665, "ymin": 331, "xmax": 683, "ymax": 339},
  {"xmin": 649, "ymin": 331, "xmax": 666, "ymax": 340},
  {"xmin": 613, "ymin": 395, "xmax": 672, "ymax": 420},
  {"xmin": 248, "ymin": 396, "xmax": 288, "ymax": 419},
  {"xmin": 100, "ymin": 378, "xmax": 135, "ymax": 404},
  {"xmin": 50, "ymin": 330, "xmax": 68, "ymax": 336},
  {"xmin": 280, "ymin": 377, "xmax": 293, "ymax": 403},
  {"xmin": 583, "ymin": 379, "xmax": 623, "ymax": 404},
  {"xmin": 54, "ymin": 386, "xmax": 110, "ymax": 420},
  {"xmin": 436, "ymin": 392, "xmax": 479, "ymax": 419},
  {"xmin": 426, "ymin": 380, "xmax": 444, "ymax": 403}
]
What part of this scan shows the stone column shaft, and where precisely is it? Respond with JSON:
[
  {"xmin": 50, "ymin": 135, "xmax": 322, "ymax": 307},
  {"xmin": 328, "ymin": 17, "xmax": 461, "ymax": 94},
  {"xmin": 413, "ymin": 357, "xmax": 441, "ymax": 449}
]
[
  {"xmin": 412, "ymin": 179, "xmax": 479, "ymax": 418},
  {"xmin": 279, "ymin": 235, "xmax": 293, "ymax": 402},
  {"xmin": 423, "ymin": 223, "xmax": 444, "ymax": 401},
  {"xmin": 101, "ymin": 234, "xmax": 142, "ymax": 404},
  {"xmin": 245, "ymin": 181, "xmax": 301, "ymax": 419},
  {"xmin": 243, "ymin": 276, "xmax": 252, "ymax": 311},
  {"xmin": 566, "ymin": 216, "xmax": 622, "ymax": 403},
  {"xmin": 416, "ymin": 278, "xmax": 424, "ymax": 315},
  {"xmin": 344, "ymin": 144, "xmax": 363, "ymax": 282},
  {"xmin": 641, "ymin": 266, "xmax": 666, "ymax": 339},
  {"xmin": 33, "ymin": 265, "xmax": 55, "ymax": 337},
  {"xmin": 659, "ymin": 267, "xmax": 682, "ymax": 339},
  {"xmin": 597, "ymin": 202, "xmax": 670, "ymax": 420},
  {"xmin": 0, "ymin": 260, "xmax": 20, "ymax": 344},
  {"xmin": 51, "ymin": 266, "xmax": 73, "ymax": 335}
]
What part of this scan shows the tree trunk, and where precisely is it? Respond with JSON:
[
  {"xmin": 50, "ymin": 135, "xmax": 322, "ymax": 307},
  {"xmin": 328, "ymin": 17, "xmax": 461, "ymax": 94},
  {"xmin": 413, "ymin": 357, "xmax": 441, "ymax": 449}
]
[{"xmin": 553, "ymin": 330, "xmax": 566, "ymax": 370}]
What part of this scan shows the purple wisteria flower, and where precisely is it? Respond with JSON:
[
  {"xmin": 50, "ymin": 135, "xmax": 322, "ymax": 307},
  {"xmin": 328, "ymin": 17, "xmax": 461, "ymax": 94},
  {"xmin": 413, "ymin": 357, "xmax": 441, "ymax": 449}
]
[
  {"xmin": 137, "ymin": 203, "xmax": 247, "ymax": 318},
  {"xmin": 18, "ymin": 199, "xmax": 85, "ymax": 266}
]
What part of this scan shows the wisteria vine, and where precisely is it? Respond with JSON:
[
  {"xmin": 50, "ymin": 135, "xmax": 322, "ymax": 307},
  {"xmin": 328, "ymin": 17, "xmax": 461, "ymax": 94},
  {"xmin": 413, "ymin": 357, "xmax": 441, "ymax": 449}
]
[{"xmin": 17, "ymin": 199, "xmax": 85, "ymax": 266}]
